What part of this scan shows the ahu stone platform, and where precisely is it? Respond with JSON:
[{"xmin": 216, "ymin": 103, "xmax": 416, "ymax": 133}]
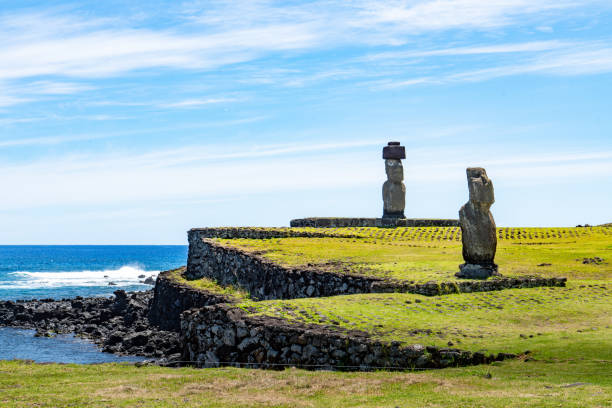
[
  {"xmin": 185, "ymin": 228, "xmax": 566, "ymax": 301},
  {"xmin": 141, "ymin": 226, "xmax": 574, "ymax": 371},
  {"xmin": 181, "ymin": 303, "xmax": 516, "ymax": 370},
  {"xmin": 290, "ymin": 217, "xmax": 459, "ymax": 228}
]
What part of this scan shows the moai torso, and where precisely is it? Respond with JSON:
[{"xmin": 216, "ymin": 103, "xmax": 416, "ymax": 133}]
[
  {"xmin": 382, "ymin": 142, "xmax": 406, "ymax": 219},
  {"xmin": 458, "ymin": 167, "xmax": 498, "ymax": 277}
]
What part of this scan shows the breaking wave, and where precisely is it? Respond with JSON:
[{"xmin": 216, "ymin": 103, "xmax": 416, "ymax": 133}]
[{"xmin": 0, "ymin": 266, "xmax": 157, "ymax": 289}]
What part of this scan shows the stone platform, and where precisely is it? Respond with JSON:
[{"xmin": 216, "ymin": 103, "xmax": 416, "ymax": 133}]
[{"xmin": 289, "ymin": 217, "xmax": 459, "ymax": 228}]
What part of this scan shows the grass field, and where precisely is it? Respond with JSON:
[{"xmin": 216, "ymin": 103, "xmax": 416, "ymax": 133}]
[
  {"xmin": 239, "ymin": 282, "xmax": 611, "ymax": 354},
  {"xmin": 2, "ymin": 345, "xmax": 610, "ymax": 408},
  {"xmin": 218, "ymin": 227, "xmax": 611, "ymax": 282}
]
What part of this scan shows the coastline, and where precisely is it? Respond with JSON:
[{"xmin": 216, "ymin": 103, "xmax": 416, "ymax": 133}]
[{"xmin": 0, "ymin": 289, "xmax": 181, "ymax": 365}]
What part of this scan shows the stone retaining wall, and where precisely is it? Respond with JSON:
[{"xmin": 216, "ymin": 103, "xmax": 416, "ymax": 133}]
[
  {"xmin": 181, "ymin": 304, "xmax": 515, "ymax": 370},
  {"xmin": 290, "ymin": 218, "xmax": 459, "ymax": 228},
  {"xmin": 189, "ymin": 227, "xmax": 356, "ymax": 240},
  {"xmin": 186, "ymin": 236, "xmax": 567, "ymax": 299},
  {"xmin": 186, "ymin": 237, "xmax": 377, "ymax": 300},
  {"xmin": 372, "ymin": 276, "xmax": 567, "ymax": 295},
  {"xmin": 148, "ymin": 268, "xmax": 235, "ymax": 332}
]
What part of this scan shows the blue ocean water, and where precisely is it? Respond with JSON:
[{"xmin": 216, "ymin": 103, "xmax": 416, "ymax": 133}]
[
  {"xmin": 0, "ymin": 328, "xmax": 144, "ymax": 364},
  {"xmin": 0, "ymin": 245, "xmax": 187, "ymax": 301},
  {"xmin": 0, "ymin": 245, "xmax": 187, "ymax": 363}
]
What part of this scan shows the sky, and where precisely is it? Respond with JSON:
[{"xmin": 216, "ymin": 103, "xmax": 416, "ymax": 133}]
[{"xmin": 0, "ymin": 0, "xmax": 611, "ymax": 244}]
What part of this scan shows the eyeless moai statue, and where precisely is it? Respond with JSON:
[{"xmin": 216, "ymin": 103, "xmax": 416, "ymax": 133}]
[
  {"xmin": 382, "ymin": 141, "xmax": 406, "ymax": 219},
  {"xmin": 457, "ymin": 167, "xmax": 499, "ymax": 279}
]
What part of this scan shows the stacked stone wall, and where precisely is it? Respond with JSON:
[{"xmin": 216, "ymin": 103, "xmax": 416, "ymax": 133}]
[
  {"xmin": 180, "ymin": 304, "xmax": 515, "ymax": 370},
  {"xmin": 187, "ymin": 232, "xmax": 566, "ymax": 299},
  {"xmin": 372, "ymin": 276, "xmax": 567, "ymax": 295},
  {"xmin": 176, "ymin": 227, "xmax": 566, "ymax": 370},
  {"xmin": 186, "ymin": 235, "xmax": 377, "ymax": 300},
  {"xmin": 148, "ymin": 268, "xmax": 235, "ymax": 332},
  {"xmin": 189, "ymin": 227, "xmax": 356, "ymax": 239},
  {"xmin": 290, "ymin": 218, "xmax": 459, "ymax": 228}
]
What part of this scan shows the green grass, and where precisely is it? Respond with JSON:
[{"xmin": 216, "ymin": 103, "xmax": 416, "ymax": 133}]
[
  {"xmin": 238, "ymin": 281, "xmax": 612, "ymax": 355},
  {"xmin": 193, "ymin": 226, "xmax": 612, "ymax": 358},
  {"xmin": 218, "ymin": 227, "xmax": 612, "ymax": 282},
  {"xmin": 1, "ymin": 344, "xmax": 610, "ymax": 408},
  {"xmin": 166, "ymin": 267, "xmax": 249, "ymax": 300}
]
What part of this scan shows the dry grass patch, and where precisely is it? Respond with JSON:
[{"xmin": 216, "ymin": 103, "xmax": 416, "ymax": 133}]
[{"xmin": 1, "ymin": 359, "xmax": 610, "ymax": 407}]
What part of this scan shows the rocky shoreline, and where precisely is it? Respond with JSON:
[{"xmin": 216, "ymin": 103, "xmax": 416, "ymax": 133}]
[
  {"xmin": 0, "ymin": 290, "xmax": 182, "ymax": 365},
  {"xmin": 0, "ymin": 264, "xmax": 545, "ymax": 371}
]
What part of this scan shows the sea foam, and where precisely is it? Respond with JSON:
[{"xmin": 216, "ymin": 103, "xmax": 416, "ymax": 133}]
[{"xmin": 0, "ymin": 266, "xmax": 157, "ymax": 289}]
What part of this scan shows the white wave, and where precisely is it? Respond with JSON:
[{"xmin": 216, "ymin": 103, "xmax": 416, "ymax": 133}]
[{"xmin": 0, "ymin": 266, "xmax": 157, "ymax": 289}]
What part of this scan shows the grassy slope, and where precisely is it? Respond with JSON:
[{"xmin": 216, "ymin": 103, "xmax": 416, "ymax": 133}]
[
  {"xmin": 218, "ymin": 227, "xmax": 611, "ymax": 282},
  {"xmin": 166, "ymin": 267, "xmax": 249, "ymax": 300},
  {"xmin": 239, "ymin": 282, "xmax": 612, "ymax": 354},
  {"xmin": 2, "ymin": 347, "xmax": 610, "ymax": 408},
  {"xmin": 226, "ymin": 227, "xmax": 611, "ymax": 363}
]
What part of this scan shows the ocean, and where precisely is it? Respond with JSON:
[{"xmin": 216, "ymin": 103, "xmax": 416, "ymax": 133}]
[{"xmin": 0, "ymin": 245, "xmax": 187, "ymax": 363}]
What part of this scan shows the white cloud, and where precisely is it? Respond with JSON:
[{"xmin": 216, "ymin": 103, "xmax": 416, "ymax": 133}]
[
  {"xmin": 0, "ymin": 149, "xmax": 380, "ymax": 211},
  {"xmin": 184, "ymin": 1, "xmax": 595, "ymax": 42},
  {"xmin": 0, "ymin": 117, "xmax": 40, "ymax": 126},
  {"xmin": 363, "ymin": 40, "xmax": 573, "ymax": 61},
  {"xmin": 373, "ymin": 43, "xmax": 612, "ymax": 88},
  {"xmin": 0, "ymin": 2, "xmax": 604, "ymax": 83},
  {"xmin": 0, "ymin": 133, "xmax": 110, "ymax": 148},
  {"xmin": 0, "ymin": 138, "xmax": 609, "ymax": 211},
  {"xmin": 22, "ymin": 81, "xmax": 94, "ymax": 95},
  {"xmin": 444, "ymin": 46, "xmax": 612, "ymax": 81},
  {"xmin": 359, "ymin": 0, "xmax": 583, "ymax": 31},
  {"xmin": 0, "ymin": 95, "xmax": 30, "ymax": 107},
  {"xmin": 0, "ymin": 1, "xmax": 608, "ymax": 107},
  {"xmin": 0, "ymin": 15, "xmax": 317, "ymax": 81},
  {"xmin": 0, "ymin": 79, "xmax": 93, "ymax": 108},
  {"xmin": 0, "ymin": 115, "xmax": 269, "ymax": 148},
  {"xmin": 159, "ymin": 98, "xmax": 240, "ymax": 108}
]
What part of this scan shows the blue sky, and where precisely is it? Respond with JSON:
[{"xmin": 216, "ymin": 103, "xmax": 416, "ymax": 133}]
[{"xmin": 0, "ymin": 0, "xmax": 611, "ymax": 244}]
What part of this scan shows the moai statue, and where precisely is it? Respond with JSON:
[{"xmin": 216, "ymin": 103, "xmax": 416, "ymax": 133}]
[
  {"xmin": 457, "ymin": 167, "xmax": 499, "ymax": 279},
  {"xmin": 382, "ymin": 141, "xmax": 406, "ymax": 219}
]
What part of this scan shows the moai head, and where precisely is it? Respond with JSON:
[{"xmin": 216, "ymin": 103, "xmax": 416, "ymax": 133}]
[
  {"xmin": 385, "ymin": 160, "xmax": 404, "ymax": 182},
  {"xmin": 383, "ymin": 141, "xmax": 406, "ymax": 183},
  {"xmin": 467, "ymin": 167, "xmax": 494, "ymax": 209}
]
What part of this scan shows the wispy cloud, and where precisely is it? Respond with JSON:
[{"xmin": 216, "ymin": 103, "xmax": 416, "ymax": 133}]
[
  {"xmin": 1, "ymin": 2, "xmax": 604, "ymax": 83},
  {"xmin": 0, "ymin": 13, "xmax": 317, "ymax": 81},
  {"xmin": 363, "ymin": 40, "xmax": 574, "ymax": 61},
  {"xmin": 0, "ymin": 79, "xmax": 94, "ymax": 107},
  {"xmin": 0, "ymin": 117, "xmax": 41, "ymax": 126},
  {"xmin": 0, "ymin": 140, "xmax": 609, "ymax": 211},
  {"xmin": 373, "ymin": 42, "xmax": 612, "ymax": 88},
  {"xmin": 20, "ymin": 80, "xmax": 94, "ymax": 95},
  {"xmin": 0, "ymin": 95, "xmax": 30, "ymax": 107},
  {"xmin": 0, "ymin": 133, "xmax": 111, "ymax": 148},
  {"xmin": 359, "ymin": 0, "xmax": 586, "ymax": 32},
  {"xmin": 0, "ymin": 114, "xmax": 268, "ymax": 148},
  {"xmin": 159, "ymin": 97, "xmax": 240, "ymax": 108},
  {"xmin": 0, "ymin": 1, "xmax": 608, "ymax": 109},
  {"xmin": 184, "ymin": 1, "xmax": 596, "ymax": 42}
]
